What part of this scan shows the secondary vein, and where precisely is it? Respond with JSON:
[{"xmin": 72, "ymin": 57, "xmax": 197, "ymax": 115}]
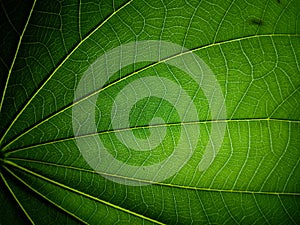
[
  {"xmin": 0, "ymin": 0, "xmax": 37, "ymax": 115},
  {"xmin": 4, "ymin": 117, "xmax": 299, "ymax": 155},
  {"xmin": 0, "ymin": 0, "xmax": 134, "ymax": 147},
  {"xmin": 5, "ymin": 160, "xmax": 166, "ymax": 225},
  {"xmin": 0, "ymin": 171, "xmax": 36, "ymax": 225},
  {"xmin": 1, "ymin": 33, "xmax": 299, "ymax": 152},
  {"xmin": 6, "ymin": 158, "xmax": 300, "ymax": 197}
]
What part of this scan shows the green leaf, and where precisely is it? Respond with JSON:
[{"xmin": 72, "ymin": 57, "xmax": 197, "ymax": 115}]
[{"xmin": 0, "ymin": 0, "xmax": 299, "ymax": 224}]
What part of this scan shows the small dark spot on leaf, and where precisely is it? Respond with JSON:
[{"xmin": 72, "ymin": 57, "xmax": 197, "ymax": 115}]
[
  {"xmin": 250, "ymin": 18, "xmax": 264, "ymax": 26},
  {"xmin": 277, "ymin": 0, "xmax": 281, "ymax": 4}
]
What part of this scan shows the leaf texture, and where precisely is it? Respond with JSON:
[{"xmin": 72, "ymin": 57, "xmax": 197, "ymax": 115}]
[{"xmin": 0, "ymin": 0, "xmax": 299, "ymax": 224}]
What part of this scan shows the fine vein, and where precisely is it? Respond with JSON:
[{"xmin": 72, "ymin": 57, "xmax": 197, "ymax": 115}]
[
  {"xmin": 5, "ymin": 160, "xmax": 166, "ymax": 225},
  {"xmin": 4, "ymin": 117, "xmax": 299, "ymax": 155},
  {"xmin": 1, "ymin": 33, "xmax": 299, "ymax": 151},
  {"xmin": 0, "ymin": 0, "xmax": 37, "ymax": 114},
  {"xmin": 5, "ymin": 158, "xmax": 300, "ymax": 197},
  {"xmin": 0, "ymin": 0, "xmax": 134, "ymax": 146}
]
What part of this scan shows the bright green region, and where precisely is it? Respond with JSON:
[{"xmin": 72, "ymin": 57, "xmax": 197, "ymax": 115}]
[
  {"xmin": 0, "ymin": 0, "xmax": 299, "ymax": 224},
  {"xmin": 129, "ymin": 97, "xmax": 180, "ymax": 139}
]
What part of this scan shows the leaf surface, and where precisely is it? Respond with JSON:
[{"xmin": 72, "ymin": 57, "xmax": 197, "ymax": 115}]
[{"xmin": 0, "ymin": 0, "xmax": 299, "ymax": 224}]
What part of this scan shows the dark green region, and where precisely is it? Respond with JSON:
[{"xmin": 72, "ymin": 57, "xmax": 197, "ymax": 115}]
[
  {"xmin": 250, "ymin": 18, "xmax": 264, "ymax": 26},
  {"xmin": 0, "ymin": 151, "xmax": 5, "ymax": 168},
  {"xmin": 0, "ymin": 155, "xmax": 4, "ymax": 172}
]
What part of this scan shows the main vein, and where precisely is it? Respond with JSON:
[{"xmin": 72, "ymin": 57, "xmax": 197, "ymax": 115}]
[
  {"xmin": 0, "ymin": 171, "xmax": 36, "ymax": 224},
  {"xmin": 5, "ymin": 160, "xmax": 166, "ymax": 225},
  {"xmin": 5, "ymin": 158, "xmax": 300, "ymax": 196},
  {"xmin": 0, "ymin": 0, "xmax": 37, "ymax": 114},
  {"xmin": 1, "ymin": 33, "xmax": 299, "ymax": 152},
  {"xmin": 4, "ymin": 117, "xmax": 300, "ymax": 155},
  {"xmin": 0, "ymin": 0, "xmax": 134, "ymax": 146},
  {"xmin": 3, "ymin": 166, "xmax": 91, "ymax": 225}
]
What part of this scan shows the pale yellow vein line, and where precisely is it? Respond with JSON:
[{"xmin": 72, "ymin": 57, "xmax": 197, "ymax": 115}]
[
  {"xmin": 253, "ymin": 193, "xmax": 270, "ymax": 225},
  {"xmin": 0, "ymin": 0, "xmax": 134, "ymax": 146},
  {"xmin": 220, "ymin": 192, "xmax": 239, "ymax": 224},
  {"xmin": 269, "ymin": 86, "xmax": 300, "ymax": 117},
  {"xmin": 3, "ymin": 166, "xmax": 89, "ymax": 225},
  {"xmin": 0, "ymin": 1, "xmax": 19, "ymax": 35},
  {"xmin": 0, "ymin": 171, "xmax": 35, "ymax": 225},
  {"xmin": 277, "ymin": 195, "xmax": 297, "ymax": 224},
  {"xmin": 213, "ymin": 0, "xmax": 236, "ymax": 43},
  {"xmin": 1, "ymin": 33, "xmax": 300, "ymax": 152},
  {"xmin": 0, "ymin": 0, "xmax": 37, "ymax": 114},
  {"xmin": 5, "ymin": 160, "xmax": 166, "ymax": 225},
  {"xmin": 272, "ymin": 0, "xmax": 294, "ymax": 34},
  {"xmin": 7, "ymin": 158, "xmax": 300, "ymax": 197},
  {"xmin": 4, "ymin": 117, "xmax": 300, "ymax": 155}
]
